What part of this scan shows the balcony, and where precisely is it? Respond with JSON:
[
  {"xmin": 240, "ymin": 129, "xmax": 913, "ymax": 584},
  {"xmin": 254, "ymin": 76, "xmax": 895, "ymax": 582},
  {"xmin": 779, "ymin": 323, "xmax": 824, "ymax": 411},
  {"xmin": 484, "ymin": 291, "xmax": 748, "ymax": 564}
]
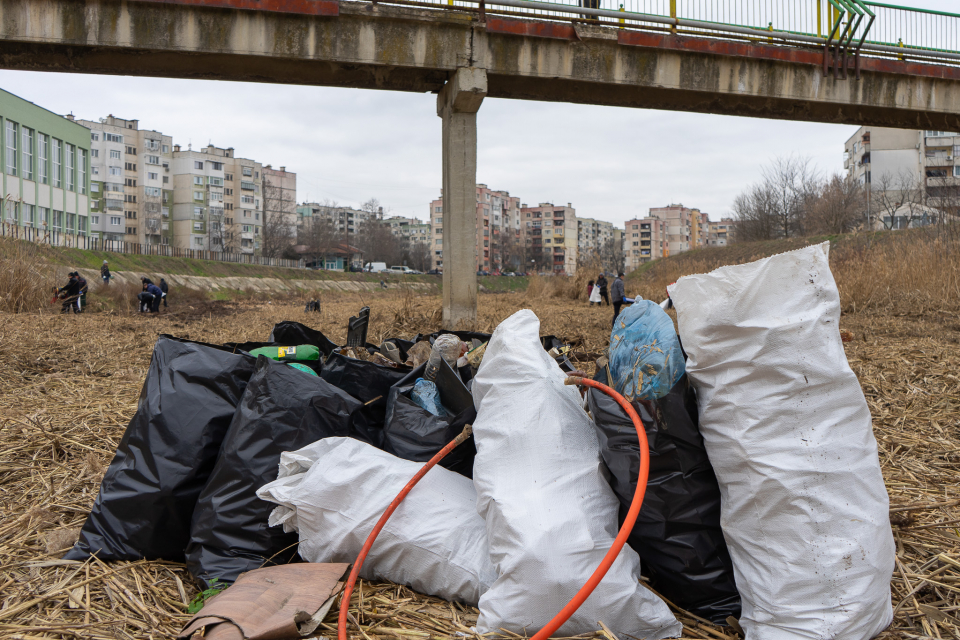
[{"xmin": 925, "ymin": 156, "xmax": 955, "ymax": 167}]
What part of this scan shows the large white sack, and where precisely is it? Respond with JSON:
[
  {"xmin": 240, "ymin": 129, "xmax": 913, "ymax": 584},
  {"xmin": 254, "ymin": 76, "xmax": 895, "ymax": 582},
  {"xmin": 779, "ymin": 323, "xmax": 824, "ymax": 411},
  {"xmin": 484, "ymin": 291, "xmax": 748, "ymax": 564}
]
[
  {"xmin": 472, "ymin": 310, "xmax": 681, "ymax": 639},
  {"xmin": 256, "ymin": 437, "xmax": 497, "ymax": 605},
  {"xmin": 668, "ymin": 243, "xmax": 894, "ymax": 640}
]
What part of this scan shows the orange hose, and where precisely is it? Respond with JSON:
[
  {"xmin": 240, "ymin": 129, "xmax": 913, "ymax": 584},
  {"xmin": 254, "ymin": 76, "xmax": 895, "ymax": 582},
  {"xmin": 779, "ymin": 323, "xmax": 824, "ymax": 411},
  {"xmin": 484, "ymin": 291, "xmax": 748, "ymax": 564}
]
[
  {"xmin": 338, "ymin": 376, "xmax": 649, "ymax": 640},
  {"xmin": 338, "ymin": 424, "xmax": 474, "ymax": 640}
]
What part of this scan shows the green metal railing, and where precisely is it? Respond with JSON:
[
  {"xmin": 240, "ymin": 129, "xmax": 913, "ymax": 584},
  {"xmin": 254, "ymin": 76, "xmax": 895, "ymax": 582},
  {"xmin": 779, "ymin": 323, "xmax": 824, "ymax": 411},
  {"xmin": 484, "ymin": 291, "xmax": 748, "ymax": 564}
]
[{"xmin": 412, "ymin": 0, "xmax": 960, "ymax": 65}]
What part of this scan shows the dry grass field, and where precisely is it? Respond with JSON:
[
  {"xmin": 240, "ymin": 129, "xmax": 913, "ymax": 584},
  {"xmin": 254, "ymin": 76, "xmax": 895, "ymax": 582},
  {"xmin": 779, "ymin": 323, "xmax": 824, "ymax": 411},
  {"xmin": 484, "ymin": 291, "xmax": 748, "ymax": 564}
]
[{"xmin": 1, "ymin": 227, "xmax": 959, "ymax": 640}]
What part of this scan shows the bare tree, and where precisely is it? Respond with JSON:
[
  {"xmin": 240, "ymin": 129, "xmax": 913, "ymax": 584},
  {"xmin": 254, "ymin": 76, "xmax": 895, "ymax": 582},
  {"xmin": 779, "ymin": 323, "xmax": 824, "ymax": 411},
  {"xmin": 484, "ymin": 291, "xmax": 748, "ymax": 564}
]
[
  {"xmin": 872, "ymin": 170, "xmax": 927, "ymax": 230},
  {"xmin": 806, "ymin": 173, "xmax": 865, "ymax": 235},
  {"xmin": 261, "ymin": 178, "xmax": 296, "ymax": 258},
  {"xmin": 731, "ymin": 155, "xmax": 820, "ymax": 242},
  {"xmin": 403, "ymin": 239, "xmax": 432, "ymax": 272},
  {"xmin": 354, "ymin": 216, "xmax": 403, "ymax": 266},
  {"xmin": 600, "ymin": 236, "xmax": 626, "ymax": 274}
]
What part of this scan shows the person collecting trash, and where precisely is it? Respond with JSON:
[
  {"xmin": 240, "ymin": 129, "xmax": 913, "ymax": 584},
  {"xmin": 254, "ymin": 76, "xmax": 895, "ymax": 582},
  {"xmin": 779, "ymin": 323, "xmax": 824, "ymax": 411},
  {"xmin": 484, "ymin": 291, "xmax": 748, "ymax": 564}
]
[
  {"xmin": 138, "ymin": 281, "xmax": 163, "ymax": 313},
  {"xmin": 589, "ymin": 279, "xmax": 602, "ymax": 306},
  {"xmin": 101, "ymin": 261, "xmax": 111, "ymax": 285},
  {"xmin": 159, "ymin": 278, "xmax": 169, "ymax": 308},
  {"xmin": 611, "ymin": 271, "xmax": 626, "ymax": 327},
  {"xmin": 56, "ymin": 272, "xmax": 83, "ymax": 314}
]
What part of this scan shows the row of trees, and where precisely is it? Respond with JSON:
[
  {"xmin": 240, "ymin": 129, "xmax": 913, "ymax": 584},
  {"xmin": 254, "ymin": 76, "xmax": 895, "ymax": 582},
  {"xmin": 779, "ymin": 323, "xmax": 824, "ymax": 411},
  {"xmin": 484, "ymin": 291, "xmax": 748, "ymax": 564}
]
[{"xmin": 732, "ymin": 156, "xmax": 958, "ymax": 243}]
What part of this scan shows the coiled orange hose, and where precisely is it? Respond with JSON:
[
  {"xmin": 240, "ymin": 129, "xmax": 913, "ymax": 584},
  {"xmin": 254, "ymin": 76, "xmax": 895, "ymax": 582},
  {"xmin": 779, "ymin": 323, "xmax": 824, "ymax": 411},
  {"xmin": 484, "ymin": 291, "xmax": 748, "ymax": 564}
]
[{"xmin": 338, "ymin": 376, "xmax": 649, "ymax": 640}]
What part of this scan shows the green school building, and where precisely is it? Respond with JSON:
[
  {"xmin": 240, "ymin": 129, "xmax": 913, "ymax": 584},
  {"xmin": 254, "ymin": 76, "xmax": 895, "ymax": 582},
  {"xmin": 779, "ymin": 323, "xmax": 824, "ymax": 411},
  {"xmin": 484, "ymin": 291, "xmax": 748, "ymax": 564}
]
[{"xmin": 0, "ymin": 88, "xmax": 91, "ymax": 236}]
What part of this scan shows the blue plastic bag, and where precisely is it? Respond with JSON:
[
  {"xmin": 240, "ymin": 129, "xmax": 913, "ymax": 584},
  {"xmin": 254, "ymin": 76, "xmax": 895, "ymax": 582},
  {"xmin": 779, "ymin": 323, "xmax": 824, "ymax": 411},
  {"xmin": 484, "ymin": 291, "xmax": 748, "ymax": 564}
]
[
  {"xmin": 410, "ymin": 378, "xmax": 450, "ymax": 417},
  {"xmin": 609, "ymin": 300, "xmax": 685, "ymax": 402}
]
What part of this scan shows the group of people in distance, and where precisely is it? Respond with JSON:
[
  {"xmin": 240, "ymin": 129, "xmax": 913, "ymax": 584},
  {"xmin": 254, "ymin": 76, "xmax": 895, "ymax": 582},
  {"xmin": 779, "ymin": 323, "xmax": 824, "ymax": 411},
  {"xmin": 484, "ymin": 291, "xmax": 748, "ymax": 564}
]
[
  {"xmin": 138, "ymin": 277, "xmax": 168, "ymax": 313},
  {"xmin": 587, "ymin": 271, "xmax": 632, "ymax": 327},
  {"xmin": 55, "ymin": 261, "xmax": 170, "ymax": 314}
]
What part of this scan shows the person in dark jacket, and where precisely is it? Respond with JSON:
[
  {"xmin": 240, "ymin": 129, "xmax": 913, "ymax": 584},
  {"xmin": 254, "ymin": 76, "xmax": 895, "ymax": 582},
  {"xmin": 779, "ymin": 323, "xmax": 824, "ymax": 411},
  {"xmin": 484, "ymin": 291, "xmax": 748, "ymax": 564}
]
[
  {"xmin": 596, "ymin": 273, "xmax": 610, "ymax": 306},
  {"xmin": 611, "ymin": 271, "xmax": 626, "ymax": 328},
  {"xmin": 101, "ymin": 261, "xmax": 111, "ymax": 285},
  {"xmin": 159, "ymin": 278, "xmax": 169, "ymax": 308},
  {"xmin": 57, "ymin": 273, "xmax": 81, "ymax": 314},
  {"xmin": 138, "ymin": 281, "xmax": 163, "ymax": 313}
]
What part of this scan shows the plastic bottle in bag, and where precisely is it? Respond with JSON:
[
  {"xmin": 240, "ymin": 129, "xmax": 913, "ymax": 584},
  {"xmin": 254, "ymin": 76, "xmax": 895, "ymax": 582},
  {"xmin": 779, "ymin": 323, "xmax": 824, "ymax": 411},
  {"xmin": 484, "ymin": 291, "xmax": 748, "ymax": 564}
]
[
  {"xmin": 424, "ymin": 334, "xmax": 462, "ymax": 382},
  {"xmin": 410, "ymin": 378, "xmax": 449, "ymax": 417}
]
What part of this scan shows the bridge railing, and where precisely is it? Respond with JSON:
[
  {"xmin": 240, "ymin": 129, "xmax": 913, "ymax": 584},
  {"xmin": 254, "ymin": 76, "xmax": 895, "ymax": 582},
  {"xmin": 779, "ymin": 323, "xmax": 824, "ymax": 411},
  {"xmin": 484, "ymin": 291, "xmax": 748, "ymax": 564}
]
[{"xmin": 389, "ymin": 0, "xmax": 960, "ymax": 65}]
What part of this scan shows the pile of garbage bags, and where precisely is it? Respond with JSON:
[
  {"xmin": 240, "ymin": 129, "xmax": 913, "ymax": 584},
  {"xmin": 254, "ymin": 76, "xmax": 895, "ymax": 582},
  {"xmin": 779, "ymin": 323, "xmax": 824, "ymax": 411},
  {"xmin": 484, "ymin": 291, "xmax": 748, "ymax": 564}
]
[{"xmin": 67, "ymin": 244, "xmax": 895, "ymax": 639}]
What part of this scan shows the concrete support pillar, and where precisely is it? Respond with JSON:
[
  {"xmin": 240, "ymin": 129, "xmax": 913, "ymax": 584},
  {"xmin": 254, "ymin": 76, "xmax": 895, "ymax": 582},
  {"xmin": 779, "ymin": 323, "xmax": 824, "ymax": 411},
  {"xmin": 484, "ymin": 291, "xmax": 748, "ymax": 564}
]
[{"xmin": 437, "ymin": 67, "xmax": 487, "ymax": 330}]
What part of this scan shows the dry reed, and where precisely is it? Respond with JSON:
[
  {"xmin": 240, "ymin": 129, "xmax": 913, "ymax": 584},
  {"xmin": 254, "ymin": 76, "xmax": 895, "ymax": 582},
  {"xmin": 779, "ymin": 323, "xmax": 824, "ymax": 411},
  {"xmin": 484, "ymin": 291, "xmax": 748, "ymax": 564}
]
[
  {"xmin": 0, "ymin": 237, "xmax": 63, "ymax": 314},
  {"xmin": 1, "ymin": 275, "xmax": 959, "ymax": 639}
]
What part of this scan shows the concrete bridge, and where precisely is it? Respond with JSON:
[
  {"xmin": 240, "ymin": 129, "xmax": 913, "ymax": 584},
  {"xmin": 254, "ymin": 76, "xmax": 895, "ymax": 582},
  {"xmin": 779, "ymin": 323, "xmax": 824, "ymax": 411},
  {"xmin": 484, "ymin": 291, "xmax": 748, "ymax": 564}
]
[{"xmin": 2, "ymin": 0, "xmax": 959, "ymax": 326}]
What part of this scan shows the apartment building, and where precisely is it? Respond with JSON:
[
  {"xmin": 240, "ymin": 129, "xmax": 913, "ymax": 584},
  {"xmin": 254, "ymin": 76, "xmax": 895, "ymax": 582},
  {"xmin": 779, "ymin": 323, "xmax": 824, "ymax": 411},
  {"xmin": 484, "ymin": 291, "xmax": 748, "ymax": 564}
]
[
  {"xmin": 844, "ymin": 126, "xmax": 957, "ymax": 228},
  {"xmin": 169, "ymin": 145, "xmax": 264, "ymax": 253},
  {"xmin": 623, "ymin": 216, "xmax": 668, "ymax": 272},
  {"xmin": 384, "ymin": 215, "xmax": 430, "ymax": 246},
  {"xmin": 708, "ymin": 218, "xmax": 733, "ymax": 246},
  {"xmin": 1, "ymin": 91, "xmax": 91, "ymax": 237},
  {"xmin": 429, "ymin": 185, "xmax": 521, "ymax": 273},
  {"xmin": 520, "ymin": 202, "xmax": 578, "ymax": 275},
  {"xmin": 648, "ymin": 204, "xmax": 698, "ymax": 254},
  {"xmin": 78, "ymin": 115, "xmax": 173, "ymax": 245},
  {"xmin": 263, "ymin": 165, "xmax": 298, "ymax": 244},
  {"xmin": 576, "ymin": 216, "xmax": 615, "ymax": 258},
  {"xmin": 298, "ymin": 203, "xmax": 375, "ymax": 235}
]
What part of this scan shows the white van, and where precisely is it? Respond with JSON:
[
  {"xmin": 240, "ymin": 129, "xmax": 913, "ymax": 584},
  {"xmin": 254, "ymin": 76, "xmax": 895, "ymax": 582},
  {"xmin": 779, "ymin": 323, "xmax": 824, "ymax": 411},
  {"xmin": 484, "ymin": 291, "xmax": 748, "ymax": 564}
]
[
  {"xmin": 389, "ymin": 266, "xmax": 421, "ymax": 275},
  {"xmin": 365, "ymin": 262, "xmax": 388, "ymax": 273}
]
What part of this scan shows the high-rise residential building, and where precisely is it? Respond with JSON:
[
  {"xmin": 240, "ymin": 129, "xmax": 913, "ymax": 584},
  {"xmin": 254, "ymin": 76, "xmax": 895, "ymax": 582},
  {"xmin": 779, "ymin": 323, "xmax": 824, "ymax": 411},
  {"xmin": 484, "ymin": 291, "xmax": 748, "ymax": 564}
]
[
  {"xmin": 576, "ymin": 216, "xmax": 615, "ymax": 258},
  {"xmin": 648, "ymin": 204, "xmax": 697, "ymax": 254},
  {"xmin": 708, "ymin": 218, "xmax": 733, "ymax": 246},
  {"xmin": 384, "ymin": 215, "xmax": 430, "ymax": 245},
  {"xmin": 263, "ymin": 165, "xmax": 298, "ymax": 244},
  {"xmin": 429, "ymin": 185, "xmax": 521, "ymax": 273},
  {"xmin": 78, "ymin": 115, "xmax": 172, "ymax": 246},
  {"xmin": 844, "ymin": 126, "xmax": 957, "ymax": 228},
  {"xmin": 623, "ymin": 216, "xmax": 668, "ymax": 272},
  {"xmin": 520, "ymin": 202, "xmax": 578, "ymax": 275},
  {"xmin": 170, "ymin": 144, "xmax": 264, "ymax": 253},
  {"xmin": 298, "ymin": 202, "xmax": 376, "ymax": 235}
]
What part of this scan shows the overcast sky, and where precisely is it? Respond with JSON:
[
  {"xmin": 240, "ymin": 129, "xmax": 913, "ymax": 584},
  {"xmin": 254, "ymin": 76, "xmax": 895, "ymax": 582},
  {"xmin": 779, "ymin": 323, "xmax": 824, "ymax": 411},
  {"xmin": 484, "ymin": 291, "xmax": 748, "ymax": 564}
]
[{"xmin": 0, "ymin": 0, "xmax": 951, "ymax": 227}]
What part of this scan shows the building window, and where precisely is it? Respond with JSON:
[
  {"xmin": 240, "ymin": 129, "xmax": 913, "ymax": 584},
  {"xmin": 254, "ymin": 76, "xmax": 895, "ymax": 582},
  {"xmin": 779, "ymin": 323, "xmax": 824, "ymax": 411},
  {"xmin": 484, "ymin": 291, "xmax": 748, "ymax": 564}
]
[
  {"xmin": 194, "ymin": 206, "xmax": 203, "ymax": 217},
  {"xmin": 110, "ymin": 216, "xmax": 121, "ymax": 226},
  {"xmin": 148, "ymin": 172, "xmax": 158, "ymax": 180},
  {"xmin": 145, "ymin": 155, "xmax": 160, "ymax": 165},
  {"xmin": 22, "ymin": 203, "xmax": 34, "ymax": 226},
  {"xmin": 194, "ymin": 190, "xmax": 204, "ymax": 200},
  {"xmin": 211, "ymin": 162, "xmax": 223, "ymax": 171},
  {"xmin": 145, "ymin": 187, "xmax": 161, "ymax": 197},
  {"xmin": 242, "ymin": 166, "xmax": 253, "ymax": 177},
  {"xmin": 109, "ymin": 166, "xmax": 121, "ymax": 176},
  {"xmin": 195, "ymin": 161, "xmax": 204, "ymax": 170},
  {"xmin": 194, "ymin": 176, "xmax": 203, "ymax": 185},
  {"xmin": 162, "ymin": 144, "xmax": 169, "ymax": 153},
  {"xmin": 65, "ymin": 144, "xmax": 75, "ymax": 191},
  {"xmin": 240, "ymin": 181, "xmax": 255, "ymax": 191},
  {"xmin": 125, "ymin": 146, "xmax": 136, "ymax": 155},
  {"xmin": 194, "ymin": 221, "xmax": 203, "ymax": 230},
  {"xmin": 78, "ymin": 149, "xmax": 87, "ymax": 194},
  {"xmin": 124, "ymin": 162, "xmax": 136, "ymax": 171},
  {"xmin": 92, "ymin": 215, "xmax": 100, "ymax": 225},
  {"xmin": 38, "ymin": 134, "xmax": 49, "ymax": 185},
  {"xmin": 954, "ymin": 166, "xmax": 960, "ymax": 177},
  {"xmin": 5, "ymin": 120, "xmax": 18, "ymax": 176},
  {"xmin": 21, "ymin": 127, "xmax": 33, "ymax": 181},
  {"xmin": 194, "ymin": 237, "xmax": 204, "ymax": 247},
  {"xmin": 163, "ymin": 176, "xmax": 169, "ymax": 184},
  {"xmin": 209, "ymin": 177, "xmax": 223, "ymax": 186},
  {"xmin": 90, "ymin": 182, "xmax": 100, "ymax": 193},
  {"xmin": 91, "ymin": 132, "xmax": 99, "ymax": 141},
  {"xmin": 105, "ymin": 133, "xmax": 122, "ymax": 143},
  {"xmin": 241, "ymin": 195, "xmax": 254, "ymax": 204},
  {"xmin": 145, "ymin": 139, "xmax": 160, "ymax": 151},
  {"xmin": 109, "ymin": 149, "xmax": 121, "ymax": 159}
]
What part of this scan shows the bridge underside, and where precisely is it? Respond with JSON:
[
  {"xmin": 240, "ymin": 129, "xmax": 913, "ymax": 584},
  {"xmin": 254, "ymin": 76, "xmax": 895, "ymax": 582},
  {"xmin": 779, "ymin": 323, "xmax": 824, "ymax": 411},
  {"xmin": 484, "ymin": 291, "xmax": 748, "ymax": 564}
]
[
  {"xmin": 1, "ymin": 0, "xmax": 959, "ymax": 129},
  {"xmin": 3, "ymin": 0, "xmax": 960, "ymax": 326}
]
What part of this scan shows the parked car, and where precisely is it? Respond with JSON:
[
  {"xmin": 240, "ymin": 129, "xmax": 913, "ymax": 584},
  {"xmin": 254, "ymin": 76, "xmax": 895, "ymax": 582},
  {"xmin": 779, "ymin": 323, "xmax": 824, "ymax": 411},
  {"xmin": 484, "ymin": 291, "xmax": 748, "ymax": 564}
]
[
  {"xmin": 476, "ymin": 270, "xmax": 490, "ymax": 276},
  {"xmin": 426, "ymin": 269, "xmax": 442, "ymax": 276},
  {"xmin": 389, "ymin": 266, "xmax": 421, "ymax": 275}
]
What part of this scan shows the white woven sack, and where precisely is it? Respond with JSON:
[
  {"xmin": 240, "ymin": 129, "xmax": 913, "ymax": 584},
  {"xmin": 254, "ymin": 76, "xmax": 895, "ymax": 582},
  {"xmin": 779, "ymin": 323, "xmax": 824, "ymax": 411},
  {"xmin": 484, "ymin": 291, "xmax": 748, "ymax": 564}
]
[
  {"xmin": 668, "ymin": 242, "xmax": 894, "ymax": 640},
  {"xmin": 472, "ymin": 310, "xmax": 681, "ymax": 639},
  {"xmin": 256, "ymin": 437, "xmax": 497, "ymax": 605}
]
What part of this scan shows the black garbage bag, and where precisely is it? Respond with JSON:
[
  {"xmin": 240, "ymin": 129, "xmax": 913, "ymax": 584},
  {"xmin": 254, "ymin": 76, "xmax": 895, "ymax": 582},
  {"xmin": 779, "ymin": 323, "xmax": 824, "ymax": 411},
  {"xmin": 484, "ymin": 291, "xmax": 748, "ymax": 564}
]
[
  {"xmin": 319, "ymin": 353, "xmax": 411, "ymax": 447},
  {"xmin": 267, "ymin": 321, "xmax": 338, "ymax": 357},
  {"xmin": 382, "ymin": 359, "xmax": 476, "ymax": 478},
  {"xmin": 588, "ymin": 370, "xmax": 741, "ymax": 623},
  {"xmin": 64, "ymin": 336, "xmax": 258, "ymax": 563},
  {"xmin": 185, "ymin": 356, "xmax": 366, "ymax": 587}
]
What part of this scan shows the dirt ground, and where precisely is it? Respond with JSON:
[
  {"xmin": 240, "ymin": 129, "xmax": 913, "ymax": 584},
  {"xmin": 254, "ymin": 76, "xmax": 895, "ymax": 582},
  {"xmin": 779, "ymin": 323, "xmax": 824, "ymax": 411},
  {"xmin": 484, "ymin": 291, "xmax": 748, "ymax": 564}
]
[{"xmin": 1, "ymin": 288, "xmax": 959, "ymax": 639}]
